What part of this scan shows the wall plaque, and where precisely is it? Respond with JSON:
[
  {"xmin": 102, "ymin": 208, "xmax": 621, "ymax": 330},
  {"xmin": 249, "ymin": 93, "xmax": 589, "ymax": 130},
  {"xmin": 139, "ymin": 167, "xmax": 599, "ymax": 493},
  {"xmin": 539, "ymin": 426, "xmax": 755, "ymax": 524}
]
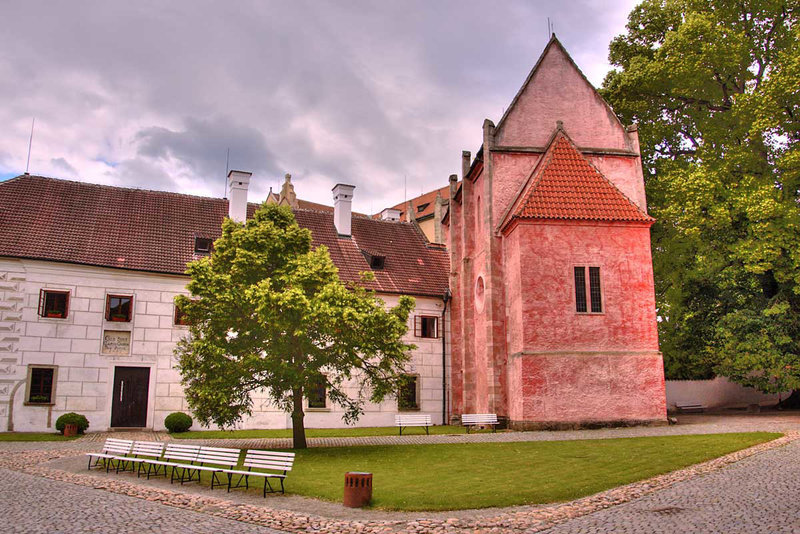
[{"xmin": 102, "ymin": 330, "xmax": 131, "ymax": 355}]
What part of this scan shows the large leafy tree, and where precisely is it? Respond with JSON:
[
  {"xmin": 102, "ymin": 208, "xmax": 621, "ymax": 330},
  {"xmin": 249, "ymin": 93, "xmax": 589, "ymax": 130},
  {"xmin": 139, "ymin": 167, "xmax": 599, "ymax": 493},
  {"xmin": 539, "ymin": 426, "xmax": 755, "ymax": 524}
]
[
  {"xmin": 175, "ymin": 204, "xmax": 415, "ymax": 448},
  {"xmin": 602, "ymin": 0, "xmax": 800, "ymax": 394}
]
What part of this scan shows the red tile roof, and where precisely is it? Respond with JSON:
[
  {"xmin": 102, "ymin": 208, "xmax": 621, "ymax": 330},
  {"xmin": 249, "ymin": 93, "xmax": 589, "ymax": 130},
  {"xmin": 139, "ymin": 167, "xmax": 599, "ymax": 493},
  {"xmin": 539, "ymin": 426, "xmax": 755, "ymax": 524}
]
[
  {"xmin": 0, "ymin": 175, "xmax": 449, "ymax": 298},
  {"xmin": 509, "ymin": 131, "xmax": 653, "ymax": 223}
]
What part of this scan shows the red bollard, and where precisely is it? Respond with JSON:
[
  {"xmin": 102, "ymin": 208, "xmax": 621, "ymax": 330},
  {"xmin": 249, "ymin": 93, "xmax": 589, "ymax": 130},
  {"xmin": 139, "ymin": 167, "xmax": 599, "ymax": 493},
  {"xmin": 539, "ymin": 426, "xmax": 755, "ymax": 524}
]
[{"xmin": 343, "ymin": 472, "xmax": 372, "ymax": 507}]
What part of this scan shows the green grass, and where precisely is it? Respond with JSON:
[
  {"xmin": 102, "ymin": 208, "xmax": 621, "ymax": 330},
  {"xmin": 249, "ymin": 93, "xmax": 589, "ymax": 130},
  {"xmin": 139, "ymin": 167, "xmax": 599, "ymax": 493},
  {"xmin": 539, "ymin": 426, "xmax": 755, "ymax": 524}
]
[
  {"xmin": 173, "ymin": 425, "xmax": 474, "ymax": 439},
  {"xmin": 280, "ymin": 432, "xmax": 778, "ymax": 510},
  {"xmin": 0, "ymin": 432, "xmax": 80, "ymax": 441}
]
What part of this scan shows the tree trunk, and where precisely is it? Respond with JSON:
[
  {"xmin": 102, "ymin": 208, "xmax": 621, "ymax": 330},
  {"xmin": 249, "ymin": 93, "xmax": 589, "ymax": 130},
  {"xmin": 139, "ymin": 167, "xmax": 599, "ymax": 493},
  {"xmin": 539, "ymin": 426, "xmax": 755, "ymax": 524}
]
[
  {"xmin": 777, "ymin": 389, "xmax": 800, "ymax": 410},
  {"xmin": 291, "ymin": 386, "xmax": 307, "ymax": 449}
]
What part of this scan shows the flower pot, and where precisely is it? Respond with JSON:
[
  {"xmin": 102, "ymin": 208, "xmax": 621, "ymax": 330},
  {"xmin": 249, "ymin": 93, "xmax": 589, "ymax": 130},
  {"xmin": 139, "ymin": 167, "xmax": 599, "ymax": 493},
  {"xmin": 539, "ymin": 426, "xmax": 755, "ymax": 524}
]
[
  {"xmin": 46, "ymin": 312, "xmax": 63, "ymax": 318},
  {"xmin": 63, "ymin": 423, "xmax": 78, "ymax": 437},
  {"xmin": 110, "ymin": 315, "xmax": 128, "ymax": 322}
]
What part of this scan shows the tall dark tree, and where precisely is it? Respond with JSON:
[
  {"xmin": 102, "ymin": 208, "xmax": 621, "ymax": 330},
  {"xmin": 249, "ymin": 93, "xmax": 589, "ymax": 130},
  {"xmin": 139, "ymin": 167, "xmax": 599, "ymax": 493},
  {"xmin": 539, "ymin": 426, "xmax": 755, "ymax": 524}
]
[{"xmin": 602, "ymin": 0, "xmax": 800, "ymax": 395}]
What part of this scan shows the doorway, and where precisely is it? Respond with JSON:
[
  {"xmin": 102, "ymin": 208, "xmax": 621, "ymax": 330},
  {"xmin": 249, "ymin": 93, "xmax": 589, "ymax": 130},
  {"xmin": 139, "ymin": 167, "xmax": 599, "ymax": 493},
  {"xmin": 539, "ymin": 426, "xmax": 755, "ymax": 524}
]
[{"xmin": 110, "ymin": 366, "xmax": 150, "ymax": 427}]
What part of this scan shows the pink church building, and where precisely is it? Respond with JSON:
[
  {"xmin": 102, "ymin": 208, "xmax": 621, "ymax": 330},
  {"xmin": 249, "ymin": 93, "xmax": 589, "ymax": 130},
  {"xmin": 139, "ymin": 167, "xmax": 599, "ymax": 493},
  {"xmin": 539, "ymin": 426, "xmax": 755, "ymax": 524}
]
[{"xmin": 445, "ymin": 36, "xmax": 667, "ymax": 429}]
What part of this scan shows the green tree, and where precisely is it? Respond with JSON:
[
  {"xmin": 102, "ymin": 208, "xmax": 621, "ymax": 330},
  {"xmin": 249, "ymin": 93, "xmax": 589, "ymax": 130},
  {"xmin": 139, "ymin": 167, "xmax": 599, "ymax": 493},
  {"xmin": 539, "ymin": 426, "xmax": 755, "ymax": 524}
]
[
  {"xmin": 602, "ymin": 1, "xmax": 800, "ymax": 393},
  {"xmin": 175, "ymin": 204, "xmax": 415, "ymax": 448}
]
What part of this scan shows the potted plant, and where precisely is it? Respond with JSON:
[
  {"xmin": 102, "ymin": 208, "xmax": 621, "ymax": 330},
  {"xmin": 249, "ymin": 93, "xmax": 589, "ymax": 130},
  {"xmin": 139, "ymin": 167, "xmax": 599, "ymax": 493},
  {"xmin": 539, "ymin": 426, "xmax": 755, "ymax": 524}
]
[
  {"xmin": 46, "ymin": 310, "xmax": 63, "ymax": 318},
  {"xmin": 110, "ymin": 313, "xmax": 128, "ymax": 322}
]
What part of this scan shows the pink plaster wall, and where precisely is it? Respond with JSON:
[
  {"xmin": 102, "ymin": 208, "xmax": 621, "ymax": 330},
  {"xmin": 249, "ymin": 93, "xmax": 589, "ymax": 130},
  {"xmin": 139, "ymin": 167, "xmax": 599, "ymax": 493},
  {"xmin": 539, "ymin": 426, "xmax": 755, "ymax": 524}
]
[
  {"xmin": 514, "ymin": 352, "xmax": 666, "ymax": 423},
  {"xmin": 494, "ymin": 41, "xmax": 633, "ymax": 151},
  {"xmin": 513, "ymin": 221, "xmax": 659, "ymax": 352},
  {"xmin": 491, "ymin": 152, "xmax": 541, "ymax": 229}
]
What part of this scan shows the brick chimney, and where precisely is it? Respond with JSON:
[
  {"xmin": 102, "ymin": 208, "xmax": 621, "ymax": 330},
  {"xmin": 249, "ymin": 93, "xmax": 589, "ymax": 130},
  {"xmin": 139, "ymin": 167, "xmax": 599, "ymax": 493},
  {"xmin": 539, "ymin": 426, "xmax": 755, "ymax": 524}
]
[
  {"xmin": 332, "ymin": 183, "xmax": 355, "ymax": 236},
  {"xmin": 227, "ymin": 170, "xmax": 252, "ymax": 223}
]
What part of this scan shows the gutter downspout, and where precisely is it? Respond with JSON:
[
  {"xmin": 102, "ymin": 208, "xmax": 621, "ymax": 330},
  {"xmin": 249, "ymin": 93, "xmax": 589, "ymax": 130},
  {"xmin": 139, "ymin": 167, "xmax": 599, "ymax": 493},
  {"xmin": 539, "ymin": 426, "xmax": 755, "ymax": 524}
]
[{"xmin": 441, "ymin": 289, "xmax": 451, "ymax": 425}]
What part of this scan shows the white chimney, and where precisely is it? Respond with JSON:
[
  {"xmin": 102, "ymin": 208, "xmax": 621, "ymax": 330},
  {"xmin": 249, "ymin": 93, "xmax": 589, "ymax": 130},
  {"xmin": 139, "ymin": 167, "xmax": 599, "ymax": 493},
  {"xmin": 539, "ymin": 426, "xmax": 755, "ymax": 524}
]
[
  {"xmin": 332, "ymin": 183, "xmax": 355, "ymax": 236},
  {"xmin": 380, "ymin": 208, "xmax": 401, "ymax": 221},
  {"xmin": 227, "ymin": 170, "xmax": 252, "ymax": 223}
]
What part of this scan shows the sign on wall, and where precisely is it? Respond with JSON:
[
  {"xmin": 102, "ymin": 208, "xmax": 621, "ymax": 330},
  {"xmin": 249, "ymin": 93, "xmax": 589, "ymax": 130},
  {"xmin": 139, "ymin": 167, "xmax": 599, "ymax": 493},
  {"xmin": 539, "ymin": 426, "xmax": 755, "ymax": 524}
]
[{"xmin": 102, "ymin": 330, "xmax": 131, "ymax": 356}]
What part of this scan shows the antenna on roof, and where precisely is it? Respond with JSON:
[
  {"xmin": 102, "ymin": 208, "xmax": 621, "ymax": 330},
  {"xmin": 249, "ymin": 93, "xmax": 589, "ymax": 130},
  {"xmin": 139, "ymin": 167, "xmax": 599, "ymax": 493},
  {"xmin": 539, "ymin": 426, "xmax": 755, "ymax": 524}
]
[
  {"xmin": 25, "ymin": 118, "xmax": 35, "ymax": 175},
  {"xmin": 223, "ymin": 147, "xmax": 230, "ymax": 198},
  {"xmin": 404, "ymin": 174, "xmax": 407, "ymax": 203},
  {"xmin": 547, "ymin": 17, "xmax": 554, "ymax": 38}
]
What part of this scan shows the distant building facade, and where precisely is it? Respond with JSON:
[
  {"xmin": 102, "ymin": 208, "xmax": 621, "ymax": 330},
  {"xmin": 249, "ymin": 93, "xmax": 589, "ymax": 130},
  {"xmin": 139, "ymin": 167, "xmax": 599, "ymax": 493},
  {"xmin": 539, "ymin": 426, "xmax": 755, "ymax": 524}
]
[{"xmin": 0, "ymin": 36, "xmax": 665, "ymax": 432}]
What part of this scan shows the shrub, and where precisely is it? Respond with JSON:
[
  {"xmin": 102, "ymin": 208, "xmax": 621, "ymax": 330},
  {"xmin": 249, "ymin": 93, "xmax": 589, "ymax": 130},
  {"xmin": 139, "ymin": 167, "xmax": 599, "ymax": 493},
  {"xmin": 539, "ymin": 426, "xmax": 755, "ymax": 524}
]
[
  {"xmin": 55, "ymin": 412, "xmax": 90, "ymax": 435},
  {"xmin": 164, "ymin": 412, "xmax": 193, "ymax": 433}
]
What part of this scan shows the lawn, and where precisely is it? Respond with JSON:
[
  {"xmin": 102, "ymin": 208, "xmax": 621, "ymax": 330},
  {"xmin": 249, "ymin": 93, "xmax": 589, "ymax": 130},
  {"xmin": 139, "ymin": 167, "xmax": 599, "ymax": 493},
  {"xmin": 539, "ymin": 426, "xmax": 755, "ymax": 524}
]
[
  {"xmin": 279, "ymin": 432, "xmax": 779, "ymax": 510},
  {"xmin": 0, "ymin": 432, "xmax": 80, "ymax": 441},
  {"xmin": 173, "ymin": 425, "xmax": 472, "ymax": 439}
]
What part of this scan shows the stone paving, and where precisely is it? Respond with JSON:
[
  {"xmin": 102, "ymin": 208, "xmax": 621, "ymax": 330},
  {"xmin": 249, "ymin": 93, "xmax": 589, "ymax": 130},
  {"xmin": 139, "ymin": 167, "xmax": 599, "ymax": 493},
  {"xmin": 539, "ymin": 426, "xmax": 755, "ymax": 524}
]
[
  {"xmin": 1, "ymin": 414, "xmax": 799, "ymax": 533},
  {"xmin": 540, "ymin": 437, "xmax": 800, "ymax": 534},
  {"xmin": 1, "ymin": 467, "xmax": 282, "ymax": 534}
]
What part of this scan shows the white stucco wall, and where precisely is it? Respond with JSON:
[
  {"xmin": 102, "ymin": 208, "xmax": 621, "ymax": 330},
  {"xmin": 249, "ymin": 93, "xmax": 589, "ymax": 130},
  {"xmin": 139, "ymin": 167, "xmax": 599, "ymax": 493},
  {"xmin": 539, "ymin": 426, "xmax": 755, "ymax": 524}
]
[
  {"xmin": 665, "ymin": 377, "xmax": 788, "ymax": 410},
  {"xmin": 0, "ymin": 257, "xmax": 450, "ymax": 432}
]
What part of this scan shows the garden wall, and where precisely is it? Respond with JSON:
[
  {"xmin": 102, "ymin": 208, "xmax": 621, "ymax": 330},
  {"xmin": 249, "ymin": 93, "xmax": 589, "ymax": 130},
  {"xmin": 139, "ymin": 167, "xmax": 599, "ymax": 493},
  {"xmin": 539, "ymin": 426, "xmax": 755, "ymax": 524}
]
[{"xmin": 665, "ymin": 377, "xmax": 789, "ymax": 410}]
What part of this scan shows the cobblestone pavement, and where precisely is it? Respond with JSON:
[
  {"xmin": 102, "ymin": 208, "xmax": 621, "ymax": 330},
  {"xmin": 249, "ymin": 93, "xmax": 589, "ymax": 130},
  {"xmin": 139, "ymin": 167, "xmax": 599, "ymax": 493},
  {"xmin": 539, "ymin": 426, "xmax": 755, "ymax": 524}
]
[
  {"xmin": 1, "ymin": 467, "xmax": 281, "ymax": 534},
  {"xmin": 540, "ymin": 437, "xmax": 800, "ymax": 534},
  {"xmin": 2, "ymin": 414, "xmax": 799, "ymax": 533}
]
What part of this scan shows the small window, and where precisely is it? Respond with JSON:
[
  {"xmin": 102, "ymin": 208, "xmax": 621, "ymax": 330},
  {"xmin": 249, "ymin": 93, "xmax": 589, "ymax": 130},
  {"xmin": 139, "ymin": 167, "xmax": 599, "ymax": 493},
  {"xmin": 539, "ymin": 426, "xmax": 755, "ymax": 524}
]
[
  {"xmin": 27, "ymin": 366, "xmax": 55, "ymax": 404},
  {"xmin": 194, "ymin": 237, "xmax": 213, "ymax": 254},
  {"xmin": 574, "ymin": 267, "xmax": 587, "ymax": 313},
  {"xmin": 589, "ymin": 267, "xmax": 602, "ymax": 313},
  {"xmin": 174, "ymin": 302, "xmax": 190, "ymax": 326},
  {"xmin": 38, "ymin": 289, "xmax": 69, "ymax": 319},
  {"xmin": 361, "ymin": 250, "xmax": 386, "ymax": 270},
  {"xmin": 575, "ymin": 266, "xmax": 602, "ymax": 313},
  {"xmin": 398, "ymin": 375, "xmax": 419, "ymax": 411},
  {"xmin": 307, "ymin": 377, "xmax": 327, "ymax": 409},
  {"xmin": 106, "ymin": 295, "xmax": 133, "ymax": 322},
  {"xmin": 414, "ymin": 315, "xmax": 439, "ymax": 338},
  {"xmin": 417, "ymin": 203, "xmax": 429, "ymax": 213}
]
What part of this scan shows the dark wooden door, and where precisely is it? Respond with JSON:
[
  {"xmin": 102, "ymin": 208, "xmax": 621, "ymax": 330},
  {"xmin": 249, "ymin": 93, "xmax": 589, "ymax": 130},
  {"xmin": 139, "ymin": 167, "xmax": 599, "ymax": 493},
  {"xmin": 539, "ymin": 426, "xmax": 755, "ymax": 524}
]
[{"xmin": 111, "ymin": 367, "xmax": 150, "ymax": 427}]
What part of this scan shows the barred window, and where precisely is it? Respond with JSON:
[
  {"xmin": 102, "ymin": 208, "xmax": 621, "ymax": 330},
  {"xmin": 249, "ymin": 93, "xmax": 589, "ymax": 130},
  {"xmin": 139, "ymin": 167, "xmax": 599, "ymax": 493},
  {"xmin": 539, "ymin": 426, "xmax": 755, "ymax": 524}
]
[
  {"xmin": 307, "ymin": 377, "xmax": 327, "ymax": 409},
  {"xmin": 575, "ymin": 266, "xmax": 602, "ymax": 313},
  {"xmin": 398, "ymin": 375, "xmax": 419, "ymax": 411},
  {"xmin": 27, "ymin": 366, "xmax": 55, "ymax": 404},
  {"xmin": 574, "ymin": 267, "xmax": 587, "ymax": 313}
]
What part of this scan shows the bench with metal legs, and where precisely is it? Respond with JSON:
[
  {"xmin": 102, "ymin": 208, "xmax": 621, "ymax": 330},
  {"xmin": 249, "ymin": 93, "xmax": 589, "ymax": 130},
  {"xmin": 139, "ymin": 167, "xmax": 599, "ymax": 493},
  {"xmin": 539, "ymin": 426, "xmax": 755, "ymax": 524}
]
[
  {"xmin": 395, "ymin": 414, "xmax": 432, "ymax": 435},
  {"xmin": 85, "ymin": 438, "xmax": 133, "ymax": 472},
  {"xmin": 224, "ymin": 450, "xmax": 295, "ymax": 496}
]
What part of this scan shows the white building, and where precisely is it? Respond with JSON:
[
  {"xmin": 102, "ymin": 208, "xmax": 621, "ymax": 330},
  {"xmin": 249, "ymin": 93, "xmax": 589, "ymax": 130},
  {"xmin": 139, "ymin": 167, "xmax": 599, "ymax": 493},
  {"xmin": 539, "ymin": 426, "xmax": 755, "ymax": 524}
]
[{"xmin": 0, "ymin": 171, "xmax": 450, "ymax": 432}]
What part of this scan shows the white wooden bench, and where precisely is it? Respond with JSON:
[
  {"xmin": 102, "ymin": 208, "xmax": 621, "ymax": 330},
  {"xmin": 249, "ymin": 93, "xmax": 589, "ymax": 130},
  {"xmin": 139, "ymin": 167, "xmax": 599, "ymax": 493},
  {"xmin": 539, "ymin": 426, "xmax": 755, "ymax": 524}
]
[
  {"xmin": 141, "ymin": 443, "xmax": 202, "ymax": 482},
  {"xmin": 112, "ymin": 441, "xmax": 165, "ymax": 476},
  {"xmin": 85, "ymin": 438, "xmax": 133, "ymax": 472},
  {"xmin": 676, "ymin": 403, "xmax": 706, "ymax": 413},
  {"xmin": 224, "ymin": 449, "xmax": 296, "ymax": 496},
  {"xmin": 395, "ymin": 414, "xmax": 432, "ymax": 435},
  {"xmin": 176, "ymin": 446, "xmax": 242, "ymax": 488},
  {"xmin": 461, "ymin": 413, "xmax": 499, "ymax": 433}
]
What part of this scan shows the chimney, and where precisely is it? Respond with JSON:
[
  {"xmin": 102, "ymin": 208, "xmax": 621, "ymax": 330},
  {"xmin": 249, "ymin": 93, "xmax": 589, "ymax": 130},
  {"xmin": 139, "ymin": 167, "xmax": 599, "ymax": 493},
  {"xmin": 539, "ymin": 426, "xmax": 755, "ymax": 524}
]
[
  {"xmin": 227, "ymin": 170, "xmax": 252, "ymax": 223},
  {"xmin": 332, "ymin": 183, "xmax": 355, "ymax": 236},
  {"xmin": 380, "ymin": 208, "xmax": 401, "ymax": 221}
]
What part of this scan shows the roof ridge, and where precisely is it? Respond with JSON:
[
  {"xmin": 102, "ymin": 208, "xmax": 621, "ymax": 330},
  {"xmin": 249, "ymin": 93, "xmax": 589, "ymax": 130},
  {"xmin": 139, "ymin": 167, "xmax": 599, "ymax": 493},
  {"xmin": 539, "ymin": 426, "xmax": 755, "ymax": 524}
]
[{"xmin": 10, "ymin": 174, "xmax": 229, "ymax": 202}]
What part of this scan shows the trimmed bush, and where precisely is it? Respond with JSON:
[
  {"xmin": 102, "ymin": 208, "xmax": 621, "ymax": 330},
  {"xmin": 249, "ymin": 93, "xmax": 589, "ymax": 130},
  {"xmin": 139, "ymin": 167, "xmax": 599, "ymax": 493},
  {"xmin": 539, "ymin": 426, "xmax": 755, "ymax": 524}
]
[
  {"xmin": 164, "ymin": 412, "xmax": 193, "ymax": 433},
  {"xmin": 55, "ymin": 412, "xmax": 90, "ymax": 435}
]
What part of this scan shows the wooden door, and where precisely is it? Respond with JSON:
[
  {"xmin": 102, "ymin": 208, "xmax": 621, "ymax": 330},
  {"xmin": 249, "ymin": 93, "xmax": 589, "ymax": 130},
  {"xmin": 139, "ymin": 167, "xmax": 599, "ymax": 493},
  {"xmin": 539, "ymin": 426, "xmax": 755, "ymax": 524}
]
[{"xmin": 110, "ymin": 367, "xmax": 150, "ymax": 427}]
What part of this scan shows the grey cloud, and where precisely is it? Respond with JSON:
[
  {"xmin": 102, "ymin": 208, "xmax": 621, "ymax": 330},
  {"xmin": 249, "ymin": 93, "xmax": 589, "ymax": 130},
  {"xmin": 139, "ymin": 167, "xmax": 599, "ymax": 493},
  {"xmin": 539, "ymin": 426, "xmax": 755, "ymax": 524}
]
[
  {"xmin": 50, "ymin": 157, "xmax": 78, "ymax": 177},
  {"xmin": 0, "ymin": 0, "xmax": 638, "ymax": 212}
]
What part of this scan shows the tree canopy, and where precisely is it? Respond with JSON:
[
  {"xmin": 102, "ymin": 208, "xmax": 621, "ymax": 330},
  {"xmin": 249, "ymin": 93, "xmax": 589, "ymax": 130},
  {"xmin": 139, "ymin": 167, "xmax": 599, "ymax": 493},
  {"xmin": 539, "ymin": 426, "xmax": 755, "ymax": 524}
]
[
  {"xmin": 175, "ymin": 203, "xmax": 415, "ymax": 448},
  {"xmin": 602, "ymin": 0, "xmax": 800, "ymax": 391}
]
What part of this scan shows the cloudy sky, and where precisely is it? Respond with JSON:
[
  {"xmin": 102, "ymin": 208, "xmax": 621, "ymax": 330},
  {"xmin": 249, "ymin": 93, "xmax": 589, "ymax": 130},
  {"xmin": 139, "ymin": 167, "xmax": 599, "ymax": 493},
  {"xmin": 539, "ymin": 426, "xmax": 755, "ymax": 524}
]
[{"xmin": 0, "ymin": 1, "xmax": 638, "ymax": 214}]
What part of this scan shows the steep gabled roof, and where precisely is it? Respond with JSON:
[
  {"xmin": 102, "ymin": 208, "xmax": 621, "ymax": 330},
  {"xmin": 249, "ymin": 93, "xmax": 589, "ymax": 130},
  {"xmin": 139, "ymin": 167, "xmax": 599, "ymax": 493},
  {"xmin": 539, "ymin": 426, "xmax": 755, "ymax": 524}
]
[
  {"xmin": 493, "ymin": 34, "xmax": 632, "ymax": 151},
  {"xmin": 500, "ymin": 128, "xmax": 653, "ymax": 228},
  {"xmin": 0, "ymin": 175, "xmax": 449, "ymax": 297}
]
